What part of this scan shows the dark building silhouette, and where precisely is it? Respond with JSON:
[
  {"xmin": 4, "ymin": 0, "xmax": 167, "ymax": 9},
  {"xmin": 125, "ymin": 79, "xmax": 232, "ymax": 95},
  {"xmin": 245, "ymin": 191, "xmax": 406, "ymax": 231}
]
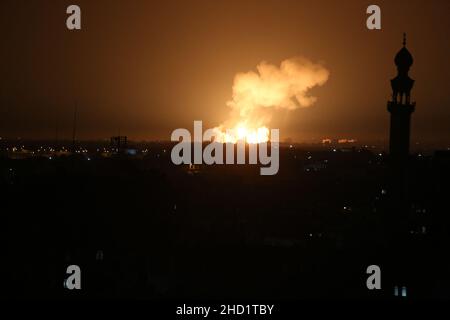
[
  {"xmin": 387, "ymin": 34, "xmax": 415, "ymax": 164},
  {"xmin": 110, "ymin": 136, "xmax": 128, "ymax": 154}
]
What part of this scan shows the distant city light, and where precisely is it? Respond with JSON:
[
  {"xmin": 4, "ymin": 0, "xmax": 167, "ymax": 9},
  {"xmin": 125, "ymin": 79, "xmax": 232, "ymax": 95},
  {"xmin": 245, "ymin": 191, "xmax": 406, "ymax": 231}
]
[{"xmin": 402, "ymin": 286, "xmax": 407, "ymax": 297}]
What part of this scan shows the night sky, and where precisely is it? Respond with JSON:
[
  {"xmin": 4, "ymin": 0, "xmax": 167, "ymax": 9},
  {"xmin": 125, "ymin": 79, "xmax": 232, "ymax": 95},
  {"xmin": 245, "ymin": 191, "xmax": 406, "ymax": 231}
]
[{"xmin": 1, "ymin": 0, "xmax": 449, "ymax": 143}]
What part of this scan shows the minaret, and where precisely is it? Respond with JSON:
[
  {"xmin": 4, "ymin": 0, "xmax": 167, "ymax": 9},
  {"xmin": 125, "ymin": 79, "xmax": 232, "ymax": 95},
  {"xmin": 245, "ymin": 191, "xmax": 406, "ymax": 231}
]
[
  {"xmin": 387, "ymin": 34, "xmax": 415, "ymax": 164},
  {"xmin": 384, "ymin": 36, "xmax": 416, "ymax": 296}
]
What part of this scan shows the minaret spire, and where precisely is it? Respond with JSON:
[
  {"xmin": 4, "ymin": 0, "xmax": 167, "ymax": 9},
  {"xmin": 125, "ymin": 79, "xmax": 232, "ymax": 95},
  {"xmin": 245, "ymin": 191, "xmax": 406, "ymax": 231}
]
[
  {"xmin": 387, "ymin": 34, "xmax": 416, "ymax": 163},
  {"xmin": 391, "ymin": 34, "xmax": 414, "ymax": 104}
]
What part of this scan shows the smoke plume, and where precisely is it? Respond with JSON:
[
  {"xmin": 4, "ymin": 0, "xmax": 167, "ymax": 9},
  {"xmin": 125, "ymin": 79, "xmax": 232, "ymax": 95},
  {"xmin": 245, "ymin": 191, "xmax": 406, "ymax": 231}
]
[
  {"xmin": 213, "ymin": 57, "xmax": 329, "ymax": 143},
  {"xmin": 226, "ymin": 57, "xmax": 329, "ymax": 126}
]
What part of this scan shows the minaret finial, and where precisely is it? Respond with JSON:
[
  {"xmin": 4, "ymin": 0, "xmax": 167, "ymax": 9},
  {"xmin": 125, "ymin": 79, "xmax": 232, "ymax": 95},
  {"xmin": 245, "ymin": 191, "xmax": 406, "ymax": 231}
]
[{"xmin": 403, "ymin": 33, "xmax": 406, "ymax": 47}]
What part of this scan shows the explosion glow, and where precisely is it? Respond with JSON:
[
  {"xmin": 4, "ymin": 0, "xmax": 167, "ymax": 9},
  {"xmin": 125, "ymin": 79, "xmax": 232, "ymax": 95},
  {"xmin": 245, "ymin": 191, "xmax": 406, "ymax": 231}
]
[
  {"xmin": 213, "ymin": 57, "xmax": 330, "ymax": 143},
  {"xmin": 213, "ymin": 124, "xmax": 270, "ymax": 144}
]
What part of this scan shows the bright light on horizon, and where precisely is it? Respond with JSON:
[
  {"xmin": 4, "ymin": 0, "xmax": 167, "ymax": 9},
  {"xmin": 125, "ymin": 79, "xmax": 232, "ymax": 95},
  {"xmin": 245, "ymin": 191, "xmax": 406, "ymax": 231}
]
[{"xmin": 213, "ymin": 124, "xmax": 269, "ymax": 144}]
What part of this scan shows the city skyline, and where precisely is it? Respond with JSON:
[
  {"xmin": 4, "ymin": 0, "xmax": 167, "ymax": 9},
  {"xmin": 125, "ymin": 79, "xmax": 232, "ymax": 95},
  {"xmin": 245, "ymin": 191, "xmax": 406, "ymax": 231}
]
[{"xmin": 2, "ymin": 0, "xmax": 450, "ymax": 307}]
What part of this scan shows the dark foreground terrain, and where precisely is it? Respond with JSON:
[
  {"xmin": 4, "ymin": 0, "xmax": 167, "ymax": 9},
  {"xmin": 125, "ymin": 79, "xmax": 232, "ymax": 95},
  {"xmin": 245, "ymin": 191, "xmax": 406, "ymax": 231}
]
[{"xmin": 1, "ymin": 143, "xmax": 449, "ymax": 299}]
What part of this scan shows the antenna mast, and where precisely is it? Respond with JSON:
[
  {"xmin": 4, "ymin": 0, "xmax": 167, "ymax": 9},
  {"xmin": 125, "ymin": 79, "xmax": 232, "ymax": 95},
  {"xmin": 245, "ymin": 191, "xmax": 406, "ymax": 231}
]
[{"xmin": 72, "ymin": 100, "xmax": 78, "ymax": 153}]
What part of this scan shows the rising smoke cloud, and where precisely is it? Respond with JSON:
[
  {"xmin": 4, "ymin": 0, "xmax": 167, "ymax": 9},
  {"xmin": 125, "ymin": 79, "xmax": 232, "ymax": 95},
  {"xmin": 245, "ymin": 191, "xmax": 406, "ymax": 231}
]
[{"xmin": 222, "ymin": 57, "xmax": 330, "ymax": 129}]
